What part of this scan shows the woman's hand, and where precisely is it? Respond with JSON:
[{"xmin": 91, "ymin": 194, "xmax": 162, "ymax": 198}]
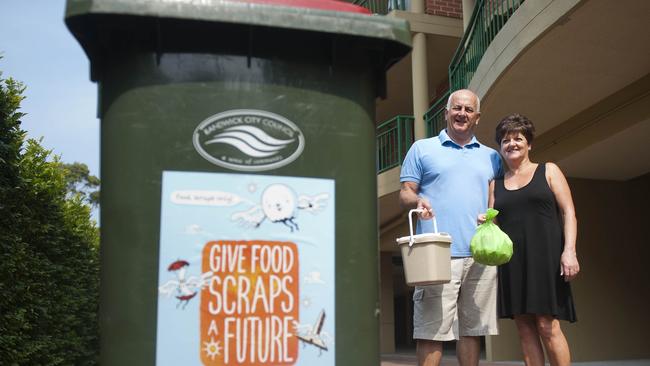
[
  {"xmin": 477, "ymin": 213, "xmax": 487, "ymax": 225},
  {"xmin": 560, "ymin": 250, "xmax": 580, "ymax": 282}
]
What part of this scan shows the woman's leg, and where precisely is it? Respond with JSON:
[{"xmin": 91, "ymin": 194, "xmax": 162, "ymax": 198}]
[
  {"xmin": 514, "ymin": 315, "xmax": 545, "ymax": 366},
  {"xmin": 535, "ymin": 315, "xmax": 570, "ymax": 366}
]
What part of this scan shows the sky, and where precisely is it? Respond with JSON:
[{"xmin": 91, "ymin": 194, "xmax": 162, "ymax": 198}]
[{"xmin": 0, "ymin": 0, "xmax": 100, "ymax": 177}]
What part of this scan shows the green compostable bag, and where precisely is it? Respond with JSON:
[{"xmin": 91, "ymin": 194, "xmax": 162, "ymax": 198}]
[{"xmin": 470, "ymin": 208, "xmax": 513, "ymax": 266}]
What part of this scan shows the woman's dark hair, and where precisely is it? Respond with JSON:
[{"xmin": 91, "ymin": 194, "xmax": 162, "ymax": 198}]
[{"xmin": 495, "ymin": 113, "xmax": 536, "ymax": 146}]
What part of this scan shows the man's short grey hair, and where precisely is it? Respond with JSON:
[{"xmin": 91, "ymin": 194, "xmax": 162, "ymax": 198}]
[{"xmin": 446, "ymin": 90, "xmax": 481, "ymax": 112}]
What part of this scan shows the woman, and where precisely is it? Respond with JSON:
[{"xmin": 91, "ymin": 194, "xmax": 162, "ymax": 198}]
[{"xmin": 488, "ymin": 114, "xmax": 579, "ymax": 366}]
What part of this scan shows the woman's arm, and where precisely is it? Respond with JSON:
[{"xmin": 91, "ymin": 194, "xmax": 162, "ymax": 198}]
[
  {"xmin": 546, "ymin": 162, "xmax": 580, "ymax": 281},
  {"xmin": 488, "ymin": 180, "xmax": 495, "ymax": 209}
]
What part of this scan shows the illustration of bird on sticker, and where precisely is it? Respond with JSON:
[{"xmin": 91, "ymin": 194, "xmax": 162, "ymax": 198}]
[
  {"xmin": 231, "ymin": 183, "xmax": 329, "ymax": 232},
  {"xmin": 159, "ymin": 260, "xmax": 213, "ymax": 309},
  {"xmin": 293, "ymin": 309, "xmax": 332, "ymax": 356}
]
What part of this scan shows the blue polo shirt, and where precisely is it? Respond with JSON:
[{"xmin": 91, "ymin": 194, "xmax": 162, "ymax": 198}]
[{"xmin": 400, "ymin": 129, "xmax": 502, "ymax": 257}]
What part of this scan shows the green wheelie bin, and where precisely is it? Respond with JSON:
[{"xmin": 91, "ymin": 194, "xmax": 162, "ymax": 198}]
[{"xmin": 65, "ymin": 0, "xmax": 410, "ymax": 364}]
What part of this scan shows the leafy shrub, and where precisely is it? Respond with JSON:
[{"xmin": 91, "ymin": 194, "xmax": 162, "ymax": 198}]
[{"xmin": 0, "ymin": 70, "xmax": 99, "ymax": 365}]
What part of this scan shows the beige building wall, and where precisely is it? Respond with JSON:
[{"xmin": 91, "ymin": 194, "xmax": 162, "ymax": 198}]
[
  {"xmin": 489, "ymin": 173, "xmax": 650, "ymax": 361},
  {"xmin": 568, "ymin": 174, "xmax": 650, "ymax": 361}
]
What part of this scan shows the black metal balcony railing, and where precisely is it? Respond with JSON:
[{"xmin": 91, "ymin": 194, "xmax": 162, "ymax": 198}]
[
  {"xmin": 350, "ymin": 0, "xmax": 409, "ymax": 14},
  {"xmin": 376, "ymin": 115, "xmax": 414, "ymax": 173},
  {"xmin": 424, "ymin": 0, "xmax": 524, "ymax": 136}
]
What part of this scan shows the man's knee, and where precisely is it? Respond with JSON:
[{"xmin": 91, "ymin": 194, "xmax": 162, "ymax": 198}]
[{"xmin": 417, "ymin": 339, "xmax": 443, "ymax": 353}]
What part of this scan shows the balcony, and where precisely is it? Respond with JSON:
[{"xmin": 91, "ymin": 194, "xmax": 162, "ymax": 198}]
[
  {"xmin": 424, "ymin": 90, "xmax": 449, "ymax": 138},
  {"xmin": 349, "ymin": 0, "xmax": 409, "ymax": 14},
  {"xmin": 425, "ymin": 0, "xmax": 525, "ymax": 130},
  {"xmin": 377, "ymin": 0, "xmax": 525, "ymax": 174},
  {"xmin": 376, "ymin": 115, "xmax": 414, "ymax": 174}
]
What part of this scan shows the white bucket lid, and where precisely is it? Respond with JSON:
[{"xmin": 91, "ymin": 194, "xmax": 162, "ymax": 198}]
[
  {"xmin": 395, "ymin": 208, "xmax": 453, "ymax": 247},
  {"xmin": 396, "ymin": 232, "xmax": 451, "ymax": 245}
]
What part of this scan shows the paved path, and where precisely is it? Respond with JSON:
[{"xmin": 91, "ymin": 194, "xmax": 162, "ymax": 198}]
[
  {"xmin": 380, "ymin": 354, "xmax": 650, "ymax": 366},
  {"xmin": 380, "ymin": 354, "xmax": 521, "ymax": 366}
]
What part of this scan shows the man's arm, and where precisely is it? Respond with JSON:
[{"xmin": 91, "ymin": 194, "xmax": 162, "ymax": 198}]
[
  {"xmin": 478, "ymin": 180, "xmax": 495, "ymax": 225},
  {"xmin": 399, "ymin": 181, "xmax": 433, "ymax": 219}
]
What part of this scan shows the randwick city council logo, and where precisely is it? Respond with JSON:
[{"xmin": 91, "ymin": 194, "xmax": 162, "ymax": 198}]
[{"xmin": 193, "ymin": 110, "xmax": 305, "ymax": 172}]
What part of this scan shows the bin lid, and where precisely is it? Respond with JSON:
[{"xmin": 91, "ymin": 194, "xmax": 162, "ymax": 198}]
[
  {"xmin": 396, "ymin": 232, "xmax": 452, "ymax": 246},
  {"xmin": 232, "ymin": 0, "xmax": 371, "ymax": 14},
  {"xmin": 65, "ymin": 0, "xmax": 411, "ymax": 80},
  {"xmin": 65, "ymin": 0, "xmax": 396, "ymax": 36}
]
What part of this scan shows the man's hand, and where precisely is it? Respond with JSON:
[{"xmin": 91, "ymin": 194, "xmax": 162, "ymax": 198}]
[
  {"xmin": 416, "ymin": 196, "xmax": 434, "ymax": 220},
  {"xmin": 400, "ymin": 182, "xmax": 434, "ymax": 219}
]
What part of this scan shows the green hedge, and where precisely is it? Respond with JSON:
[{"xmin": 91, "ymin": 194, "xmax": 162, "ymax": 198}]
[{"xmin": 1, "ymin": 72, "xmax": 100, "ymax": 365}]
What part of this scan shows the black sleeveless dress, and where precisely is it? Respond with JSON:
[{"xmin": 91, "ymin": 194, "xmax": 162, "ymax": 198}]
[{"xmin": 494, "ymin": 163, "xmax": 576, "ymax": 322}]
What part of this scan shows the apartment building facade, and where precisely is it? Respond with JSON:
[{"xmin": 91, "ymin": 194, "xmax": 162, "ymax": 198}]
[{"xmin": 358, "ymin": 0, "xmax": 650, "ymax": 362}]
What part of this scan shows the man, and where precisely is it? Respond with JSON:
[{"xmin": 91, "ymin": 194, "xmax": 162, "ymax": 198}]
[{"xmin": 399, "ymin": 89, "xmax": 502, "ymax": 366}]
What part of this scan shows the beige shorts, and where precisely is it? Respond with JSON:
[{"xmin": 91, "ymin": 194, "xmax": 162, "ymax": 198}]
[{"xmin": 413, "ymin": 257, "xmax": 498, "ymax": 341}]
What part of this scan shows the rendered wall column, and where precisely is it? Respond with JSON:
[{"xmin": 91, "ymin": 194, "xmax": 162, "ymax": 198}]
[
  {"xmin": 411, "ymin": 0, "xmax": 429, "ymax": 140},
  {"xmin": 462, "ymin": 0, "xmax": 476, "ymax": 30},
  {"xmin": 411, "ymin": 0, "xmax": 424, "ymax": 13}
]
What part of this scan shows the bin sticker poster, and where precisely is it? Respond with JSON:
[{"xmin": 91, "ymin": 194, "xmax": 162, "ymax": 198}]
[{"xmin": 156, "ymin": 171, "xmax": 335, "ymax": 366}]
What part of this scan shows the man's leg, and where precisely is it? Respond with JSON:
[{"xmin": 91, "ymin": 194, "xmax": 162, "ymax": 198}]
[
  {"xmin": 413, "ymin": 260, "xmax": 464, "ymax": 366},
  {"xmin": 456, "ymin": 336, "xmax": 480, "ymax": 366},
  {"xmin": 457, "ymin": 258, "xmax": 498, "ymax": 366},
  {"xmin": 416, "ymin": 339, "xmax": 443, "ymax": 366}
]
